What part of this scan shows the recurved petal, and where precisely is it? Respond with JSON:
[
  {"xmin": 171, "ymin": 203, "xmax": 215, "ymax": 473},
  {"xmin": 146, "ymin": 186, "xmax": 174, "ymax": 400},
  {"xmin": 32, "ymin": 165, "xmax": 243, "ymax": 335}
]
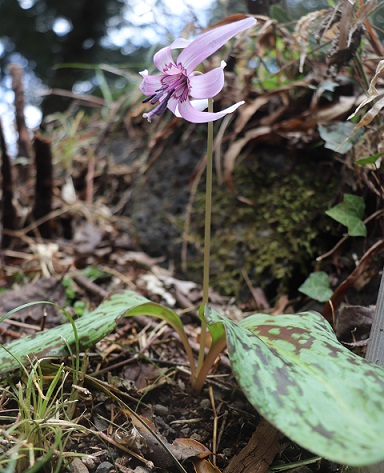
[
  {"xmin": 178, "ymin": 98, "xmax": 245, "ymax": 123},
  {"xmin": 178, "ymin": 17, "xmax": 256, "ymax": 75},
  {"xmin": 139, "ymin": 70, "xmax": 164, "ymax": 95},
  {"xmin": 172, "ymin": 99, "xmax": 208, "ymax": 118},
  {"xmin": 189, "ymin": 61, "xmax": 226, "ymax": 99},
  {"xmin": 170, "ymin": 37, "xmax": 192, "ymax": 49},
  {"xmin": 153, "ymin": 44, "xmax": 179, "ymax": 74}
]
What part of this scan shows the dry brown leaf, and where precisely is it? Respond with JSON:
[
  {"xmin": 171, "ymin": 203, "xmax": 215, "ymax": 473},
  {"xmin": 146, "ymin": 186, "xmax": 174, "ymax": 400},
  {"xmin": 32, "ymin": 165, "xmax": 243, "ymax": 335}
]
[
  {"xmin": 322, "ymin": 239, "xmax": 384, "ymax": 322},
  {"xmin": 234, "ymin": 84, "xmax": 306, "ymax": 135},
  {"xmin": 193, "ymin": 457, "xmax": 223, "ymax": 473},
  {"xmin": 0, "ymin": 277, "xmax": 66, "ymax": 329},
  {"xmin": 294, "ymin": 9, "xmax": 328, "ymax": 73},
  {"xmin": 171, "ymin": 438, "xmax": 211, "ymax": 460},
  {"xmin": 336, "ymin": 304, "xmax": 375, "ymax": 343},
  {"xmin": 348, "ymin": 59, "xmax": 384, "ymax": 120},
  {"xmin": 315, "ymin": 95, "xmax": 357, "ymax": 123},
  {"xmin": 122, "ymin": 410, "xmax": 214, "ymax": 469},
  {"xmin": 350, "ymin": 96, "xmax": 384, "ymax": 130},
  {"xmin": 223, "ymin": 126, "xmax": 272, "ymax": 189},
  {"xmin": 223, "ymin": 419, "xmax": 283, "ymax": 473},
  {"xmin": 73, "ymin": 221, "xmax": 104, "ymax": 255}
]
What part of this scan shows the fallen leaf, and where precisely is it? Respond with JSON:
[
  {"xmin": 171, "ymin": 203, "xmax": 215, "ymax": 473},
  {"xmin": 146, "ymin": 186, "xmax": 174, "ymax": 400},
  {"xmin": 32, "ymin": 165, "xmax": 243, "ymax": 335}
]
[
  {"xmin": 193, "ymin": 457, "xmax": 223, "ymax": 473},
  {"xmin": 224, "ymin": 419, "xmax": 283, "ymax": 473},
  {"xmin": 170, "ymin": 438, "xmax": 211, "ymax": 460},
  {"xmin": 0, "ymin": 277, "xmax": 66, "ymax": 330},
  {"xmin": 348, "ymin": 61, "xmax": 384, "ymax": 120},
  {"xmin": 336, "ymin": 304, "xmax": 375, "ymax": 343}
]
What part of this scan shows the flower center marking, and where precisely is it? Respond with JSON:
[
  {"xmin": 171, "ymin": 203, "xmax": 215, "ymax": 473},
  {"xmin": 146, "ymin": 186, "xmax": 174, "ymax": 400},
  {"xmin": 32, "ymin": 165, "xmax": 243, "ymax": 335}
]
[{"xmin": 142, "ymin": 72, "xmax": 189, "ymax": 121}]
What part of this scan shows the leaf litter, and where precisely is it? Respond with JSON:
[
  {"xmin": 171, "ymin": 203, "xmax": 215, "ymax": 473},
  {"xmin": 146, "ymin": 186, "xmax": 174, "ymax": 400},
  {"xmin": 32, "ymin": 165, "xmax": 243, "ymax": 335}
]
[{"xmin": 1, "ymin": 3, "xmax": 384, "ymax": 472}]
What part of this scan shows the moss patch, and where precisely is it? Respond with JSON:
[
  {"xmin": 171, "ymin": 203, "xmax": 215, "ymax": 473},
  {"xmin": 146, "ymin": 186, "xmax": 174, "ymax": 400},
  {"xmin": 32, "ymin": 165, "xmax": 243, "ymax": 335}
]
[{"xmin": 186, "ymin": 150, "xmax": 338, "ymax": 302}]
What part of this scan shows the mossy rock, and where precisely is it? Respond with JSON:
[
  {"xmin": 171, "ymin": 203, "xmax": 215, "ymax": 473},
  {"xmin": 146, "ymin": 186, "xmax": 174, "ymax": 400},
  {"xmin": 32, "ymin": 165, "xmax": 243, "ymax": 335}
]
[
  {"xmin": 185, "ymin": 147, "xmax": 339, "ymax": 302},
  {"xmin": 130, "ymin": 141, "xmax": 339, "ymax": 303}
]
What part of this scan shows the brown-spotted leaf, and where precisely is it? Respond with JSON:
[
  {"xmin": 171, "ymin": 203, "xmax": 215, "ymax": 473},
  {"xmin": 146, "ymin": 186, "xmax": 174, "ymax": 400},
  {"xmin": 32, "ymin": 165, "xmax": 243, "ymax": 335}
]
[{"xmin": 204, "ymin": 306, "xmax": 384, "ymax": 466}]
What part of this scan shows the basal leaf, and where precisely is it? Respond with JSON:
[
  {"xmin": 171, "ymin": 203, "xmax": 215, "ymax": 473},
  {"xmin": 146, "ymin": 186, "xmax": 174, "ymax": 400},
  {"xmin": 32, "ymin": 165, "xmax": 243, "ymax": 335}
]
[
  {"xmin": 298, "ymin": 271, "xmax": 333, "ymax": 302},
  {"xmin": 0, "ymin": 291, "xmax": 194, "ymax": 377},
  {"xmin": 326, "ymin": 194, "xmax": 367, "ymax": 237},
  {"xmin": 204, "ymin": 306, "xmax": 384, "ymax": 466}
]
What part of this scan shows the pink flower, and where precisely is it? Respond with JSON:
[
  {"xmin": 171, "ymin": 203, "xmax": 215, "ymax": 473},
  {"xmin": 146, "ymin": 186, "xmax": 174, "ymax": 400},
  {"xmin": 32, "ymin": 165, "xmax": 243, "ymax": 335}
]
[{"xmin": 139, "ymin": 17, "xmax": 256, "ymax": 123}]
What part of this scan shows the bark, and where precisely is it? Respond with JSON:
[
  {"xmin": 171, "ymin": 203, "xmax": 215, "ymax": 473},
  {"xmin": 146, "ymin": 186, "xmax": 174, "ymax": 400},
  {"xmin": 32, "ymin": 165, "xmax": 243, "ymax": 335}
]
[
  {"xmin": 32, "ymin": 133, "xmax": 53, "ymax": 238},
  {"xmin": 8, "ymin": 63, "xmax": 33, "ymax": 180},
  {"xmin": 0, "ymin": 119, "xmax": 18, "ymax": 248}
]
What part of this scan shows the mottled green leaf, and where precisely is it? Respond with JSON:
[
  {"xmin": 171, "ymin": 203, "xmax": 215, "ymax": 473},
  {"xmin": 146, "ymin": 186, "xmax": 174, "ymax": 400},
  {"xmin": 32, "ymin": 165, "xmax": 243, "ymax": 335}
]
[
  {"xmin": 0, "ymin": 291, "xmax": 194, "ymax": 377},
  {"xmin": 204, "ymin": 305, "xmax": 384, "ymax": 466},
  {"xmin": 298, "ymin": 271, "xmax": 333, "ymax": 302},
  {"xmin": 318, "ymin": 123, "xmax": 363, "ymax": 154},
  {"xmin": 326, "ymin": 194, "xmax": 367, "ymax": 237}
]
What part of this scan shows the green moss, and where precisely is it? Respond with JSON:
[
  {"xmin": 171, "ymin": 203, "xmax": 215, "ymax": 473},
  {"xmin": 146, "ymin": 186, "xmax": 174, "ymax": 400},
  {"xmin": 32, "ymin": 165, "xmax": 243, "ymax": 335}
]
[{"xmin": 186, "ymin": 153, "xmax": 338, "ymax": 301}]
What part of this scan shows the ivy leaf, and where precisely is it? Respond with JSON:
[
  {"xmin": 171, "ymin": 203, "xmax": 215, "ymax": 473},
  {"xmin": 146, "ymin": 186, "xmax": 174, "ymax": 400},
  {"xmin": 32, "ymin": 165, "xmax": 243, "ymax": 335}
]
[
  {"xmin": 204, "ymin": 305, "xmax": 384, "ymax": 466},
  {"xmin": 298, "ymin": 271, "xmax": 333, "ymax": 302},
  {"xmin": 326, "ymin": 194, "xmax": 367, "ymax": 237}
]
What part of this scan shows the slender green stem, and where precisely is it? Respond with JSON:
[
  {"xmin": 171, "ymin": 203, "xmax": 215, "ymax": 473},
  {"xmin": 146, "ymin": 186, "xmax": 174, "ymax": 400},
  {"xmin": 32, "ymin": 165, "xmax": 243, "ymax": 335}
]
[{"xmin": 196, "ymin": 98, "xmax": 214, "ymax": 379}]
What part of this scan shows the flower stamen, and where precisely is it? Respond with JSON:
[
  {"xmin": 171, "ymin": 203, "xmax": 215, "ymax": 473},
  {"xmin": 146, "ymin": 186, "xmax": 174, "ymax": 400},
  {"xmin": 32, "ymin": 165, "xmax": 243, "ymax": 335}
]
[{"xmin": 142, "ymin": 72, "xmax": 189, "ymax": 121}]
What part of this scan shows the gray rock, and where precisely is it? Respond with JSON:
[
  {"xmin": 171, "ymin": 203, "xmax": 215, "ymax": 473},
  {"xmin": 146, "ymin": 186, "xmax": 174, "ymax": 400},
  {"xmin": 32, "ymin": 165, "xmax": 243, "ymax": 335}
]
[{"xmin": 95, "ymin": 461, "xmax": 115, "ymax": 473}]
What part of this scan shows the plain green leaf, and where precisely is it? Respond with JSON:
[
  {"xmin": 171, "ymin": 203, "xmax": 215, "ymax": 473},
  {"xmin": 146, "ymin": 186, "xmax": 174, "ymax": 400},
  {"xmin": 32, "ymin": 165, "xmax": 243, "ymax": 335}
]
[
  {"xmin": 298, "ymin": 271, "xmax": 333, "ymax": 302},
  {"xmin": 0, "ymin": 291, "xmax": 194, "ymax": 377},
  {"xmin": 356, "ymin": 152, "xmax": 383, "ymax": 166},
  {"xmin": 204, "ymin": 305, "xmax": 384, "ymax": 466},
  {"xmin": 326, "ymin": 194, "xmax": 367, "ymax": 237}
]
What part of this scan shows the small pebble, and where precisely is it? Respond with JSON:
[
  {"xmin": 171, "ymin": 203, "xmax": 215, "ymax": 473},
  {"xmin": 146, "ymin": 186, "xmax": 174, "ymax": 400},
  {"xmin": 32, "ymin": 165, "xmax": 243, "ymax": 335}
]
[
  {"xmin": 81, "ymin": 457, "xmax": 97, "ymax": 470},
  {"xmin": 154, "ymin": 404, "xmax": 168, "ymax": 415},
  {"xmin": 95, "ymin": 461, "xmax": 114, "ymax": 473},
  {"xmin": 71, "ymin": 458, "xmax": 89, "ymax": 473},
  {"xmin": 190, "ymin": 433, "xmax": 202, "ymax": 442},
  {"xmin": 199, "ymin": 398, "xmax": 211, "ymax": 410}
]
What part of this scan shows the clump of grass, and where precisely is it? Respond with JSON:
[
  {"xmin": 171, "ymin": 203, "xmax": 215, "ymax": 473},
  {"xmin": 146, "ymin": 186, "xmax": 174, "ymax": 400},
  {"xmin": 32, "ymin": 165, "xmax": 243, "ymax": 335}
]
[
  {"xmin": 0, "ymin": 302, "xmax": 87, "ymax": 472},
  {"xmin": 0, "ymin": 358, "xmax": 84, "ymax": 472}
]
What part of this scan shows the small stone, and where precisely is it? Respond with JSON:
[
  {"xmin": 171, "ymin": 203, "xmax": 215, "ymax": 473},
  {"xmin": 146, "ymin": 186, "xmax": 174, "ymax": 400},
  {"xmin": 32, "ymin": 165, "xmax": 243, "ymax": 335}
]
[
  {"xmin": 154, "ymin": 404, "xmax": 168, "ymax": 415},
  {"xmin": 199, "ymin": 398, "xmax": 211, "ymax": 410},
  {"xmin": 222, "ymin": 448, "xmax": 232, "ymax": 457},
  {"xmin": 95, "ymin": 461, "xmax": 114, "ymax": 473},
  {"xmin": 71, "ymin": 458, "xmax": 89, "ymax": 473},
  {"xmin": 81, "ymin": 457, "xmax": 97, "ymax": 470},
  {"xmin": 190, "ymin": 433, "xmax": 202, "ymax": 442},
  {"xmin": 180, "ymin": 427, "xmax": 190, "ymax": 436}
]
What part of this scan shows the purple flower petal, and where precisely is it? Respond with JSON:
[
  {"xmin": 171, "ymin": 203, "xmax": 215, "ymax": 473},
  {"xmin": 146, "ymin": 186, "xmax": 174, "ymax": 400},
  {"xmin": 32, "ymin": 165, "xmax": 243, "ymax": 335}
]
[
  {"xmin": 139, "ymin": 70, "xmax": 164, "ymax": 95},
  {"xmin": 170, "ymin": 38, "xmax": 192, "ymax": 49},
  {"xmin": 153, "ymin": 38, "xmax": 192, "ymax": 74},
  {"xmin": 189, "ymin": 61, "xmax": 226, "ymax": 99},
  {"xmin": 172, "ymin": 99, "xmax": 208, "ymax": 118},
  {"xmin": 190, "ymin": 99, "xmax": 209, "ymax": 111},
  {"xmin": 167, "ymin": 97, "xmax": 179, "ymax": 114},
  {"xmin": 177, "ymin": 17, "xmax": 256, "ymax": 75},
  {"xmin": 178, "ymin": 98, "xmax": 245, "ymax": 123},
  {"xmin": 153, "ymin": 45, "xmax": 178, "ymax": 74}
]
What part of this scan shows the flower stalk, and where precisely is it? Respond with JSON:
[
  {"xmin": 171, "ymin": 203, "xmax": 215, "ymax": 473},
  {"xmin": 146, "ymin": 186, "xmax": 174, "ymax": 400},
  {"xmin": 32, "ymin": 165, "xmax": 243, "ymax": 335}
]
[
  {"xmin": 197, "ymin": 98, "xmax": 214, "ymax": 377},
  {"xmin": 139, "ymin": 16, "xmax": 257, "ymax": 391}
]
